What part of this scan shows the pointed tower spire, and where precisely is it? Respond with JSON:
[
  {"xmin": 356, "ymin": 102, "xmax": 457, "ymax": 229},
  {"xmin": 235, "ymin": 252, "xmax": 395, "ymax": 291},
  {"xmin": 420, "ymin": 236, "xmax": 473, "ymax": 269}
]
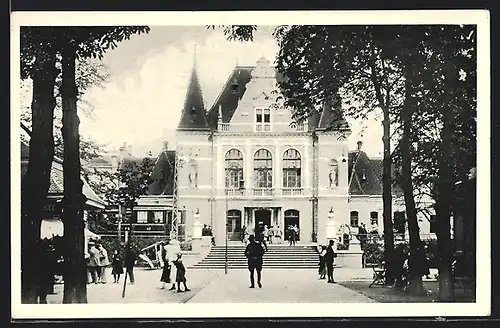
[{"xmin": 176, "ymin": 47, "xmax": 209, "ymax": 131}]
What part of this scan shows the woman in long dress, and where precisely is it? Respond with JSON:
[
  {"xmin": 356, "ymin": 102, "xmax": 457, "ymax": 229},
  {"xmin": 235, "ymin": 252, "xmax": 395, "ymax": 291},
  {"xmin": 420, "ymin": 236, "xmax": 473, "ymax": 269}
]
[
  {"xmin": 111, "ymin": 250, "xmax": 123, "ymax": 283},
  {"xmin": 159, "ymin": 242, "xmax": 171, "ymax": 289}
]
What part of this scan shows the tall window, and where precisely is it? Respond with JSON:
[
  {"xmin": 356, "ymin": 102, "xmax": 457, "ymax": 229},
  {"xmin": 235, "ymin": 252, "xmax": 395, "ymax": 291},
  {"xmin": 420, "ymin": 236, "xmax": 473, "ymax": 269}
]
[
  {"xmin": 255, "ymin": 108, "xmax": 271, "ymax": 131},
  {"xmin": 370, "ymin": 211, "xmax": 379, "ymax": 225},
  {"xmin": 429, "ymin": 215, "xmax": 437, "ymax": 233},
  {"xmin": 254, "ymin": 149, "xmax": 272, "ymax": 188},
  {"xmin": 283, "ymin": 149, "xmax": 302, "ymax": 188},
  {"xmin": 350, "ymin": 211, "xmax": 359, "ymax": 227},
  {"xmin": 225, "ymin": 149, "xmax": 244, "ymax": 188},
  {"xmin": 394, "ymin": 211, "xmax": 406, "ymax": 234},
  {"xmin": 137, "ymin": 211, "xmax": 148, "ymax": 223}
]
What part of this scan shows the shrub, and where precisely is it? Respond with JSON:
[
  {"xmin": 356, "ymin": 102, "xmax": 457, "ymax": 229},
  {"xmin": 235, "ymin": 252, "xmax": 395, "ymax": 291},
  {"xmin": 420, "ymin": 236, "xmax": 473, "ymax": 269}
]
[{"xmin": 363, "ymin": 240, "xmax": 385, "ymax": 265}]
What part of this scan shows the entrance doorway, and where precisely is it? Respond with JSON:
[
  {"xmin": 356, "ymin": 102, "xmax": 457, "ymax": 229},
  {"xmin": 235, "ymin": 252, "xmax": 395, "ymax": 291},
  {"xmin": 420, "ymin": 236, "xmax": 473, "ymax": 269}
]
[
  {"xmin": 284, "ymin": 210, "xmax": 300, "ymax": 241},
  {"xmin": 227, "ymin": 210, "xmax": 242, "ymax": 241},
  {"xmin": 254, "ymin": 209, "xmax": 271, "ymax": 239}
]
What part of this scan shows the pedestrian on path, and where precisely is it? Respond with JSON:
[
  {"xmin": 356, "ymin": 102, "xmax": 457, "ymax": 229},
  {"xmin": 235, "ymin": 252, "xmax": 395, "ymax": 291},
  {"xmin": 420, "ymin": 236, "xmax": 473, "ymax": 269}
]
[
  {"xmin": 111, "ymin": 249, "xmax": 124, "ymax": 283},
  {"xmin": 318, "ymin": 245, "xmax": 327, "ymax": 279},
  {"xmin": 289, "ymin": 225, "xmax": 297, "ymax": 246},
  {"xmin": 124, "ymin": 243, "xmax": 137, "ymax": 284},
  {"xmin": 324, "ymin": 240, "xmax": 338, "ymax": 283},
  {"xmin": 173, "ymin": 253, "xmax": 191, "ymax": 292},
  {"xmin": 88, "ymin": 241, "xmax": 100, "ymax": 284},
  {"xmin": 159, "ymin": 241, "xmax": 172, "ymax": 289},
  {"xmin": 97, "ymin": 243, "xmax": 110, "ymax": 284},
  {"xmin": 245, "ymin": 235, "xmax": 266, "ymax": 288}
]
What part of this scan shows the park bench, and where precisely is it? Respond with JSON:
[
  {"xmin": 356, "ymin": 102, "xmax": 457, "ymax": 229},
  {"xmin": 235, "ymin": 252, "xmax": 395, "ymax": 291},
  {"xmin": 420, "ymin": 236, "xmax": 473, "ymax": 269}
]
[{"xmin": 367, "ymin": 263, "xmax": 386, "ymax": 287}]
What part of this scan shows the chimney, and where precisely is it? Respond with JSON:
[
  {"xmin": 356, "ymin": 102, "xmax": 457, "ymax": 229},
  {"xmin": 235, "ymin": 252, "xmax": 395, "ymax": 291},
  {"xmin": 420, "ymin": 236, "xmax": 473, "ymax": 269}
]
[
  {"xmin": 163, "ymin": 140, "xmax": 169, "ymax": 151},
  {"xmin": 357, "ymin": 141, "xmax": 363, "ymax": 151}
]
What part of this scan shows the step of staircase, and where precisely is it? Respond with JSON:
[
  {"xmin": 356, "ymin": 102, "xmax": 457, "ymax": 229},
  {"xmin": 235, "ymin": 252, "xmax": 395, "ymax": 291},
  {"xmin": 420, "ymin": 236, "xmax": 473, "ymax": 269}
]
[{"xmin": 190, "ymin": 245, "xmax": 320, "ymax": 269}]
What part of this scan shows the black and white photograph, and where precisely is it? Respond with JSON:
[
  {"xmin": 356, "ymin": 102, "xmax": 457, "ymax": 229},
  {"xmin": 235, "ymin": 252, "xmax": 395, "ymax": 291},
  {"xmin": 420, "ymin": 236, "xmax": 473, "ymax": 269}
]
[{"xmin": 11, "ymin": 10, "xmax": 490, "ymax": 319}]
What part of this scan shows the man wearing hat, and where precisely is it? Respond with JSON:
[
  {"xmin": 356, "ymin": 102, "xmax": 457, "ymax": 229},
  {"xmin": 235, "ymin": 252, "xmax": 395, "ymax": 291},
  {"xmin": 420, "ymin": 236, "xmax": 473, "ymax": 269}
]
[
  {"xmin": 244, "ymin": 235, "xmax": 266, "ymax": 288},
  {"xmin": 87, "ymin": 241, "xmax": 100, "ymax": 284}
]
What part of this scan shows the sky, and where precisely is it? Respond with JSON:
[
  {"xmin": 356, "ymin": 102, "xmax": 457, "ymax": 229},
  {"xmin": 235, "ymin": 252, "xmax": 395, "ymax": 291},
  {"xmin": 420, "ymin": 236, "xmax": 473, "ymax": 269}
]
[{"xmin": 78, "ymin": 26, "xmax": 383, "ymax": 158}]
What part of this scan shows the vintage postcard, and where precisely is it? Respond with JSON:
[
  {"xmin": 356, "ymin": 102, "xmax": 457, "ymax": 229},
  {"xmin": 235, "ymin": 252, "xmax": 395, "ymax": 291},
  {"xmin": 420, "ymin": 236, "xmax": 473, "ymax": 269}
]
[{"xmin": 11, "ymin": 10, "xmax": 490, "ymax": 319}]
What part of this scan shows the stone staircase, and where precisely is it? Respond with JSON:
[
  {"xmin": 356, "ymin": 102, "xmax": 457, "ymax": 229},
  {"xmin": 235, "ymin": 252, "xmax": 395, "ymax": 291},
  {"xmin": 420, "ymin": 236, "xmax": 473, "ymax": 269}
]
[{"xmin": 190, "ymin": 244, "xmax": 320, "ymax": 269}]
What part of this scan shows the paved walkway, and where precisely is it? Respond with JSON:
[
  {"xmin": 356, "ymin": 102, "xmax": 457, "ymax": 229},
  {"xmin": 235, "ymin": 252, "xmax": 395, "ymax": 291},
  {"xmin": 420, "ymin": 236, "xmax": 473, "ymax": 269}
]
[
  {"xmin": 187, "ymin": 269, "xmax": 375, "ymax": 303},
  {"xmin": 45, "ymin": 268, "xmax": 376, "ymax": 304},
  {"xmin": 46, "ymin": 268, "xmax": 221, "ymax": 304}
]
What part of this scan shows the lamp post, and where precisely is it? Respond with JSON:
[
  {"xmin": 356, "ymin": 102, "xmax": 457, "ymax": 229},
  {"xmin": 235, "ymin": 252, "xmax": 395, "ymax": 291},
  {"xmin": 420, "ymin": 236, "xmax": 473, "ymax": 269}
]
[{"xmin": 225, "ymin": 188, "xmax": 229, "ymax": 275}]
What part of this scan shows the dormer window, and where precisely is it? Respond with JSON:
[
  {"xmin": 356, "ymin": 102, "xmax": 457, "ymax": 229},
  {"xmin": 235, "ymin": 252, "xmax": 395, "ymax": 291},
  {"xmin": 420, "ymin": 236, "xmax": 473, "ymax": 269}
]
[
  {"xmin": 361, "ymin": 169, "xmax": 367, "ymax": 182},
  {"xmin": 255, "ymin": 108, "xmax": 271, "ymax": 132},
  {"xmin": 190, "ymin": 105, "xmax": 196, "ymax": 113},
  {"xmin": 231, "ymin": 78, "xmax": 239, "ymax": 94}
]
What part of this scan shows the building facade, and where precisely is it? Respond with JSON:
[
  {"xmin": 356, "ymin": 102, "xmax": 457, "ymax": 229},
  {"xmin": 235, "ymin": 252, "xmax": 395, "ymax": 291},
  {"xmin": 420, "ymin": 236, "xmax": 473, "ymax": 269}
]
[{"xmin": 172, "ymin": 57, "xmax": 435, "ymax": 245}]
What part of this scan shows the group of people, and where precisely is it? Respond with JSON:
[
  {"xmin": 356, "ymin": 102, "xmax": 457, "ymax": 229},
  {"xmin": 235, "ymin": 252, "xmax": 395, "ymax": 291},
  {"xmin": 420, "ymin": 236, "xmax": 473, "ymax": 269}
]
[
  {"xmin": 287, "ymin": 225, "xmax": 299, "ymax": 246},
  {"xmin": 317, "ymin": 240, "xmax": 338, "ymax": 283},
  {"xmin": 86, "ymin": 241, "xmax": 138, "ymax": 285},
  {"xmin": 201, "ymin": 224, "xmax": 213, "ymax": 237},
  {"xmin": 158, "ymin": 241, "xmax": 190, "ymax": 292},
  {"xmin": 241, "ymin": 225, "xmax": 299, "ymax": 246}
]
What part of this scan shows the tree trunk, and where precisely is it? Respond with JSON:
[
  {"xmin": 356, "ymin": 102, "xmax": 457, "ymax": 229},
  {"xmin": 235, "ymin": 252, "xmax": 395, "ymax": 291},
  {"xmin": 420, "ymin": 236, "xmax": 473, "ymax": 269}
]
[
  {"xmin": 382, "ymin": 109, "xmax": 395, "ymax": 285},
  {"xmin": 21, "ymin": 49, "xmax": 58, "ymax": 303},
  {"xmin": 401, "ymin": 70, "xmax": 425, "ymax": 296},
  {"xmin": 61, "ymin": 46, "xmax": 87, "ymax": 303},
  {"xmin": 436, "ymin": 107, "xmax": 455, "ymax": 302},
  {"xmin": 369, "ymin": 54, "xmax": 395, "ymax": 285}
]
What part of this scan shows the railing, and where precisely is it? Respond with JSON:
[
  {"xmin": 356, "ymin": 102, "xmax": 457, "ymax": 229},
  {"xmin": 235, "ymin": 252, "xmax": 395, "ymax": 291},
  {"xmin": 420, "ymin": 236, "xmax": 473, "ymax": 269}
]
[
  {"xmin": 255, "ymin": 124, "xmax": 271, "ymax": 132},
  {"xmin": 253, "ymin": 188, "xmax": 274, "ymax": 197},
  {"xmin": 225, "ymin": 188, "xmax": 245, "ymax": 196},
  {"xmin": 219, "ymin": 123, "xmax": 230, "ymax": 132},
  {"xmin": 282, "ymin": 188, "xmax": 303, "ymax": 196},
  {"xmin": 296, "ymin": 123, "xmax": 307, "ymax": 132}
]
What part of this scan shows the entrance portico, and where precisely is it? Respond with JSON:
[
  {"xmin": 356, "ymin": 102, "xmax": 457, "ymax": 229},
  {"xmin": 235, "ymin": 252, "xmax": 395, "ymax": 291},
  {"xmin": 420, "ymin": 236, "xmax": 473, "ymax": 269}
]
[{"xmin": 243, "ymin": 207, "xmax": 283, "ymax": 236}]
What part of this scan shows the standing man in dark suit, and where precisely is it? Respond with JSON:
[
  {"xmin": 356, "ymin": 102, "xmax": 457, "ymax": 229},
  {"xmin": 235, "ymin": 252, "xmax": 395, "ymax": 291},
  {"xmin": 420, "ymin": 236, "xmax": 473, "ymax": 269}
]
[
  {"xmin": 244, "ymin": 235, "xmax": 266, "ymax": 288},
  {"xmin": 324, "ymin": 239, "xmax": 338, "ymax": 283},
  {"xmin": 124, "ymin": 243, "xmax": 137, "ymax": 284}
]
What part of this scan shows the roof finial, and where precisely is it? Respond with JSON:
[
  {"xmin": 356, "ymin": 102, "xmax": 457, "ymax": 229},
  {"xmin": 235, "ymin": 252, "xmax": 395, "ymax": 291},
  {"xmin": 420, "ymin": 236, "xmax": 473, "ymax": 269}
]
[{"xmin": 193, "ymin": 43, "xmax": 197, "ymax": 69}]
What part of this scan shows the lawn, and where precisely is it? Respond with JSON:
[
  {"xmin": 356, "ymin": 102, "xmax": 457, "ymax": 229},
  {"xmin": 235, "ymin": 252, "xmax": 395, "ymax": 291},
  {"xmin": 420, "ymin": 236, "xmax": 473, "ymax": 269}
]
[{"xmin": 339, "ymin": 281, "xmax": 475, "ymax": 303}]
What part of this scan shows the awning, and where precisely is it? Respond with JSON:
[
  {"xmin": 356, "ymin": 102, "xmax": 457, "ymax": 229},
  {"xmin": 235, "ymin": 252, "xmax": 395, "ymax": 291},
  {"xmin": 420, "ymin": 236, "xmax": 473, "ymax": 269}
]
[
  {"xmin": 40, "ymin": 219, "xmax": 100, "ymax": 241},
  {"xmin": 40, "ymin": 219, "xmax": 64, "ymax": 239}
]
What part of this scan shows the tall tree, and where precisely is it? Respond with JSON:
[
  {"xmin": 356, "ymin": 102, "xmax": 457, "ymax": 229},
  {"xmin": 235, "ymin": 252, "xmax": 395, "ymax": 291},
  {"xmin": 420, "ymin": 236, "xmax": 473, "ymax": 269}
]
[
  {"xmin": 57, "ymin": 26, "xmax": 150, "ymax": 303},
  {"xmin": 20, "ymin": 27, "xmax": 60, "ymax": 303},
  {"xmin": 116, "ymin": 157, "xmax": 156, "ymax": 230}
]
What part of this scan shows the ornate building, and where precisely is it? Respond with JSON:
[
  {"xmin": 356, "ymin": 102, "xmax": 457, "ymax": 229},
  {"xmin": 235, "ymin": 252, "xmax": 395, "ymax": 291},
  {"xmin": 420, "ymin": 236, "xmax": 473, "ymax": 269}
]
[{"xmin": 173, "ymin": 57, "xmax": 436, "ymax": 245}]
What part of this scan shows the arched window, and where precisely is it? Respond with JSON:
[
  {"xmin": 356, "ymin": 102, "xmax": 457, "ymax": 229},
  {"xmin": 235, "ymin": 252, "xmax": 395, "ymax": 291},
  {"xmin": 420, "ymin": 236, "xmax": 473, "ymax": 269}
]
[
  {"xmin": 350, "ymin": 211, "xmax": 359, "ymax": 227},
  {"xmin": 253, "ymin": 149, "xmax": 272, "ymax": 188},
  {"xmin": 283, "ymin": 149, "xmax": 301, "ymax": 188},
  {"xmin": 225, "ymin": 149, "xmax": 244, "ymax": 189}
]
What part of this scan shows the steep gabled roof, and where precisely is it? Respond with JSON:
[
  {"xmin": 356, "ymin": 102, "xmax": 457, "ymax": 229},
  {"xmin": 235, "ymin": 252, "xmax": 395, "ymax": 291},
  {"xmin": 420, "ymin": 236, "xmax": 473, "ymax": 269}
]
[
  {"xmin": 206, "ymin": 65, "xmax": 285, "ymax": 130},
  {"xmin": 177, "ymin": 67, "xmax": 209, "ymax": 131},
  {"xmin": 317, "ymin": 94, "xmax": 350, "ymax": 131},
  {"xmin": 207, "ymin": 66, "xmax": 253, "ymax": 129},
  {"xmin": 147, "ymin": 150, "xmax": 175, "ymax": 196},
  {"xmin": 206, "ymin": 63, "xmax": 351, "ymax": 132},
  {"xmin": 348, "ymin": 149, "xmax": 403, "ymax": 196}
]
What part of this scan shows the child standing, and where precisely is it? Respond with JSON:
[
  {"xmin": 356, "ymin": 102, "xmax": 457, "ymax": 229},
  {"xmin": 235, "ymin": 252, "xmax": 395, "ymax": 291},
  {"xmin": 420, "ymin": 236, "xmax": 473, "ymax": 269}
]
[{"xmin": 173, "ymin": 253, "xmax": 191, "ymax": 293}]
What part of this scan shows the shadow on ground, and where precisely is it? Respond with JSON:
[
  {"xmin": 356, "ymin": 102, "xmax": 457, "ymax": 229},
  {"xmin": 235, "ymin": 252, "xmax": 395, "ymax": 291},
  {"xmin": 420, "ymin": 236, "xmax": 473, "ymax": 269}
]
[{"xmin": 338, "ymin": 281, "xmax": 475, "ymax": 303}]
